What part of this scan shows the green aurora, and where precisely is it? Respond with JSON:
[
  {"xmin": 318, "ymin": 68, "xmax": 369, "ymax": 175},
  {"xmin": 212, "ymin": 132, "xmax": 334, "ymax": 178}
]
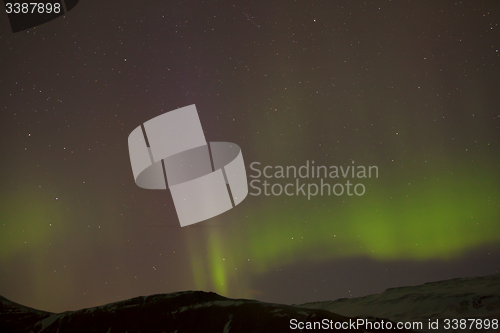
[{"xmin": 187, "ymin": 164, "xmax": 499, "ymax": 298}]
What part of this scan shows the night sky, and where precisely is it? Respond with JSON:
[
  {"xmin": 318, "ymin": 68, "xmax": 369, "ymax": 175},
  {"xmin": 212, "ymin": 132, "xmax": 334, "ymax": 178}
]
[{"xmin": 1, "ymin": 1, "xmax": 499, "ymax": 313}]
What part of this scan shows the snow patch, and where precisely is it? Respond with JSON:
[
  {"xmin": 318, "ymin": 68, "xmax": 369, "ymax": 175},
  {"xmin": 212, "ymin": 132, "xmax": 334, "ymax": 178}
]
[
  {"xmin": 36, "ymin": 314, "xmax": 60, "ymax": 332},
  {"xmin": 223, "ymin": 314, "xmax": 233, "ymax": 333}
]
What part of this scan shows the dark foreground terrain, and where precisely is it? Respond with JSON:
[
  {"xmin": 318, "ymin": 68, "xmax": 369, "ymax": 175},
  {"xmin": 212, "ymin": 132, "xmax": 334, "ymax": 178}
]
[
  {"xmin": 1, "ymin": 290, "xmax": 412, "ymax": 333},
  {"xmin": 2, "ymin": 274, "xmax": 499, "ymax": 332}
]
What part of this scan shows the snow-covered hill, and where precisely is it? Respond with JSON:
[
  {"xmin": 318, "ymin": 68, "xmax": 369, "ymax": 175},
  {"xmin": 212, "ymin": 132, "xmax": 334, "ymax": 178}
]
[{"xmin": 299, "ymin": 274, "xmax": 500, "ymax": 333}]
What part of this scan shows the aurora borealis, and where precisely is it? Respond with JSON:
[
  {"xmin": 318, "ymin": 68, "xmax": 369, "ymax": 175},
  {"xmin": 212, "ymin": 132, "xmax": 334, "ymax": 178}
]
[{"xmin": 1, "ymin": 1, "xmax": 499, "ymax": 313}]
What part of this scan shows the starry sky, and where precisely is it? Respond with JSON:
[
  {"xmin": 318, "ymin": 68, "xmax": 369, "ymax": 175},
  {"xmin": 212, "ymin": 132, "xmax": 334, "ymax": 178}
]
[{"xmin": 1, "ymin": 1, "xmax": 499, "ymax": 313}]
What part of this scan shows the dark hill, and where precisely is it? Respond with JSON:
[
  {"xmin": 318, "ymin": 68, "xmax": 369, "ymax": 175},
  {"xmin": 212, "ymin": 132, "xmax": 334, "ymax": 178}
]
[{"xmin": 1, "ymin": 291, "xmax": 414, "ymax": 333}]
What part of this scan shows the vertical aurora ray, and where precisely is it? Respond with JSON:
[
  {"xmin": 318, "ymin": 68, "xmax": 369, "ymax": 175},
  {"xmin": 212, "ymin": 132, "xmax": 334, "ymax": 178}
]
[
  {"xmin": 207, "ymin": 230, "xmax": 227, "ymax": 294},
  {"xmin": 187, "ymin": 228, "xmax": 234, "ymax": 295},
  {"xmin": 186, "ymin": 229, "xmax": 209, "ymax": 292}
]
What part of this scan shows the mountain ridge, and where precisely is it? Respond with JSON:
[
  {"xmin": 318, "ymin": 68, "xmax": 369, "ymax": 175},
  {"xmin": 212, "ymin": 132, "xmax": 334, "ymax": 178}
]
[
  {"xmin": 0, "ymin": 290, "xmax": 413, "ymax": 332},
  {"xmin": 2, "ymin": 274, "xmax": 498, "ymax": 332}
]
